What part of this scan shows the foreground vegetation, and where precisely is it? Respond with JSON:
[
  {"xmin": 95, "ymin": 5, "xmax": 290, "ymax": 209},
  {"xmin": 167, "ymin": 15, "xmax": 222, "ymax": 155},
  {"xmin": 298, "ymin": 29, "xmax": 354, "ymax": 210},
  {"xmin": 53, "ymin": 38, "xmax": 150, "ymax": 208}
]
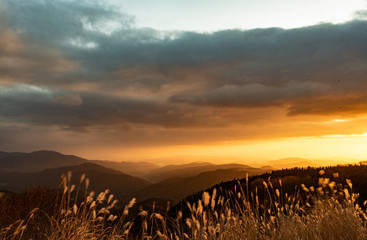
[{"xmin": 1, "ymin": 169, "xmax": 367, "ymax": 239}]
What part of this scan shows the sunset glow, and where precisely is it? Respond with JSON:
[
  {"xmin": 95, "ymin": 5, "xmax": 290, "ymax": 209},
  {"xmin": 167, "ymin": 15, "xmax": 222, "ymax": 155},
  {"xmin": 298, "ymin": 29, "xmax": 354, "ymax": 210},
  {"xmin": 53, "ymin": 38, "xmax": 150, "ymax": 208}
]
[
  {"xmin": 1, "ymin": 0, "xmax": 367, "ymax": 165},
  {"xmin": 86, "ymin": 130, "xmax": 367, "ymax": 164}
]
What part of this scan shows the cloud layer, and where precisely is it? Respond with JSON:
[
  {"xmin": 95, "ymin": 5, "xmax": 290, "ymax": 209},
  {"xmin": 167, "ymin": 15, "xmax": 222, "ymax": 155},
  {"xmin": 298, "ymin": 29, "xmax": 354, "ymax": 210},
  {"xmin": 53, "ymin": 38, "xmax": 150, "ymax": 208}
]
[{"xmin": 1, "ymin": 0, "xmax": 367, "ymax": 154}]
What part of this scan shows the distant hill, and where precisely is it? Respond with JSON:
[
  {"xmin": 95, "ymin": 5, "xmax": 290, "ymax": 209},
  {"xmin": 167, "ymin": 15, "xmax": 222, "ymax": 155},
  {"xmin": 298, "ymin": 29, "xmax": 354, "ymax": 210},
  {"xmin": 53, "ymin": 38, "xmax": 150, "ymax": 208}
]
[
  {"xmin": 0, "ymin": 150, "xmax": 161, "ymax": 179},
  {"xmin": 145, "ymin": 162, "xmax": 265, "ymax": 182},
  {"xmin": 145, "ymin": 162, "xmax": 213, "ymax": 181},
  {"xmin": 0, "ymin": 163, "xmax": 150, "ymax": 197},
  {"xmin": 263, "ymin": 158, "xmax": 319, "ymax": 169},
  {"xmin": 89, "ymin": 160, "xmax": 160, "ymax": 179},
  {"xmin": 0, "ymin": 150, "xmax": 88, "ymax": 173},
  {"xmin": 260, "ymin": 157, "xmax": 358, "ymax": 170},
  {"xmin": 132, "ymin": 166, "xmax": 271, "ymax": 204},
  {"xmin": 0, "ymin": 151, "xmax": 10, "ymax": 158}
]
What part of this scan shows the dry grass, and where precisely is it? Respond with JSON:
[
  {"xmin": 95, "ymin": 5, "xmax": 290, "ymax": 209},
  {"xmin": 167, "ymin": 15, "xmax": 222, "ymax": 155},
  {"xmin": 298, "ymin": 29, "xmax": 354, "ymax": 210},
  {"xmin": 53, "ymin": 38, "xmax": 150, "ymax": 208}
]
[{"xmin": 1, "ymin": 170, "xmax": 367, "ymax": 240}]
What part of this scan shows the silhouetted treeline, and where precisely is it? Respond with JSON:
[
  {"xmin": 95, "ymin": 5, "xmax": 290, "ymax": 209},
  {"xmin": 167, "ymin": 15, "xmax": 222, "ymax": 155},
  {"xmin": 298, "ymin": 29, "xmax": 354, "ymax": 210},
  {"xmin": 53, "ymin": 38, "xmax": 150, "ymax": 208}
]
[{"xmin": 171, "ymin": 164, "xmax": 367, "ymax": 219}]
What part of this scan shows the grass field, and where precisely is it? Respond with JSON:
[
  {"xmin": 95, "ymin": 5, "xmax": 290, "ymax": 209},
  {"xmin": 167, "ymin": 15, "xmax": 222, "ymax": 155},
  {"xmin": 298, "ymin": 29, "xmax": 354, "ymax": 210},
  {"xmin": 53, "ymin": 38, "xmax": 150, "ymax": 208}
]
[{"xmin": 1, "ymin": 170, "xmax": 367, "ymax": 240}]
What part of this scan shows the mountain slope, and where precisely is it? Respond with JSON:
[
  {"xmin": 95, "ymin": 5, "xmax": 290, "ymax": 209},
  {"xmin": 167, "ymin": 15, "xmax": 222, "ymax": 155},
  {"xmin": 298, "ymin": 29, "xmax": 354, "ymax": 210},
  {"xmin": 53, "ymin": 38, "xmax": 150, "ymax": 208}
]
[
  {"xmin": 90, "ymin": 160, "xmax": 159, "ymax": 178},
  {"xmin": 132, "ymin": 166, "xmax": 270, "ymax": 203},
  {"xmin": 0, "ymin": 150, "xmax": 88, "ymax": 173},
  {"xmin": 146, "ymin": 163, "xmax": 262, "ymax": 182},
  {"xmin": 174, "ymin": 164, "xmax": 367, "ymax": 214},
  {"xmin": 0, "ymin": 163, "xmax": 150, "ymax": 196},
  {"xmin": 260, "ymin": 157, "xmax": 358, "ymax": 170},
  {"xmin": 0, "ymin": 150, "xmax": 161, "ymax": 178}
]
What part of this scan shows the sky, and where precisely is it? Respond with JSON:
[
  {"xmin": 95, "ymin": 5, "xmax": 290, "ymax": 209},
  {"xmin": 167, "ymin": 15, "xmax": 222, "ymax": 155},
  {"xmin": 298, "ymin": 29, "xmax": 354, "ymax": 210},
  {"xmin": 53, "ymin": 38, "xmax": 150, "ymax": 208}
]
[{"xmin": 1, "ymin": 0, "xmax": 367, "ymax": 164}]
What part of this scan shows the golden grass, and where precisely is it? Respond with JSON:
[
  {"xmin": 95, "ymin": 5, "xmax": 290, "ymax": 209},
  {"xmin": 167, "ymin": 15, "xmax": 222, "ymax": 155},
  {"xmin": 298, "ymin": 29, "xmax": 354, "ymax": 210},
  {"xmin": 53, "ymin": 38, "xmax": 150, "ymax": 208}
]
[{"xmin": 1, "ymin": 171, "xmax": 367, "ymax": 240}]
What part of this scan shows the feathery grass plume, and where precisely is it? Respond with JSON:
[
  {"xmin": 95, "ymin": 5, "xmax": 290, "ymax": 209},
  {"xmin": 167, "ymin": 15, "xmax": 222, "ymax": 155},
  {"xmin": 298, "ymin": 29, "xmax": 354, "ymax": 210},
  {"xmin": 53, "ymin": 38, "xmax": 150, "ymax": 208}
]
[
  {"xmin": 123, "ymin": 198, "xmax": 136, "ymax": 216},
  {"xmin": 202, "ymin": 192, "xmax": 210, "ymax": 207},
  {"xmin": 85, "ymin": 178, "xmax": 90, "ymax": 189}
]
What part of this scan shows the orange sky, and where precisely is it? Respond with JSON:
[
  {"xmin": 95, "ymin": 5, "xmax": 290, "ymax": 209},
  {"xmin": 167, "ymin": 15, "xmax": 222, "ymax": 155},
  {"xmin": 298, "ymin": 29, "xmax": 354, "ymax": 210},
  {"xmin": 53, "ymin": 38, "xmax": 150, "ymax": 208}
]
[{"xmin": 1, "ymin": 1, "xmax": 367, "ymax": 165}]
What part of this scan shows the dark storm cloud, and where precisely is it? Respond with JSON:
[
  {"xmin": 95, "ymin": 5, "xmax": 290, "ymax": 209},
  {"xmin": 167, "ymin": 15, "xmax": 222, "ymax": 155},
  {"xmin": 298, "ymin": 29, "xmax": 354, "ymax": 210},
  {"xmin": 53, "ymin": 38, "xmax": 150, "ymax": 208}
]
[
  {"xmin": 165, "ymin": 22, "xmax": 367, "ymax": 115},
  {"xmin": 0, "ymin": 84, "xmax": 274, "ymax": 130},
  {"xmin": 1, "ymin": 0, "xmax": 367, "ymax": 132},
  {"xmin": 169, "ymin": 81, "xmax": 327, "ymax": 107},
  {"xmin": 0, "ymin": 85, "xmax": 199, "ymax": 128}
]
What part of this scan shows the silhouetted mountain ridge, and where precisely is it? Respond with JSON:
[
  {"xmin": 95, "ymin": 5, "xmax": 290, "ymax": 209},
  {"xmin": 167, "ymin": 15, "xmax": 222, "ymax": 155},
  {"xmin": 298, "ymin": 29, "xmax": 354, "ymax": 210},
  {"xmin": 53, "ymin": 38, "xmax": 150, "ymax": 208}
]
[
  {"xmin": 145, "ymin": 163, "xmax": 262, "ymax": 182},
  {"xmin": 0, "ymin": 150, "xmax": 161, "ymax": 179},
  {"xmin": 262, "ymin": 157, "xmax": 318, "ymax": 169},
  {"xmin": 130, "ymin": 166, "xmax": 271, "ymax": 204},
  {"xmin": 89, "ymin": 160, "xmax": 159, "ymax": 179},
  {"xmin": 0, "ymin": 150, "xmax": 88, "ymax": 173},
  {"xmin": 0, "ymin": 163, "xmax": 149, "ymax": 198}
]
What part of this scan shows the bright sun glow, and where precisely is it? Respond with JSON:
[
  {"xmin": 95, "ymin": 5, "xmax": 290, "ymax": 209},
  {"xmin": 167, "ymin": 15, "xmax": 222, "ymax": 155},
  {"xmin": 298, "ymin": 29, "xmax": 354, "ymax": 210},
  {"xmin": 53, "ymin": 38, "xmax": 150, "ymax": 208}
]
[{"xmin": 103, "ymin": 132, "xmax": 367, "ymax": 165}]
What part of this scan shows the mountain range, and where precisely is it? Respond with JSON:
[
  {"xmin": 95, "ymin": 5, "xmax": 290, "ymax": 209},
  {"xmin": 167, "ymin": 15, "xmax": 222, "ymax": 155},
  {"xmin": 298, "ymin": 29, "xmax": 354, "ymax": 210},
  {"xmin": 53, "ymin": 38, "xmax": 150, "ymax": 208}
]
[
  {"xmin": 1, "ymin": 150, "xmax": 357, "ymax": 206},
  {"xmin": 145, "ymin": 162, "xmax": 264, "ymax": 182}
]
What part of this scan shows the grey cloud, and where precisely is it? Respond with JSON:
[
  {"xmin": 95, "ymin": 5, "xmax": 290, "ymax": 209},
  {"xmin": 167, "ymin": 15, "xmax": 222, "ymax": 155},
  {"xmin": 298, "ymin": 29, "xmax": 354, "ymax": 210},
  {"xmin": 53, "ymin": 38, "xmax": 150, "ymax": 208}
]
[
  {"xmin": 109, "ymin": 22, "xmax": 367, "ymax": 87},
  {"xmin": 169, "ymin": 77, "xmax": 367, "ymax": 116},
  {"xmin": 3, "ymin": 0, "xmax": 367, "ymax": 91},
  {"xmin": 0, "ymin": 85, "xmax": 216, "ymax": 129},
  {"xmin": 169, "ymin": 81, "xmax": 328, "ymax": 107},
  {"xmin": 1, "ymin": 0, "xmax": 367, "ymax": 129},
  {"xmin": 2, "ymin": 0, "xmax": 134, "ymax": 45},
  {"xmin": 53, "ymin": 93, "xmax": 83, "ymax": 106},
  {"xmin": 0, "ymin": 84, "xmax": 276, "ymax": 130},
  {"xmin": 164, "ymin": 22, "xmax": 367, "ymax": 115},
  {"xmin": 168, "ymin": 79, "xmax": 367, "ymax": 117},
  {"xmin": 286, "ymin": 94, "xmax": 367, "ymax": 116}
]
